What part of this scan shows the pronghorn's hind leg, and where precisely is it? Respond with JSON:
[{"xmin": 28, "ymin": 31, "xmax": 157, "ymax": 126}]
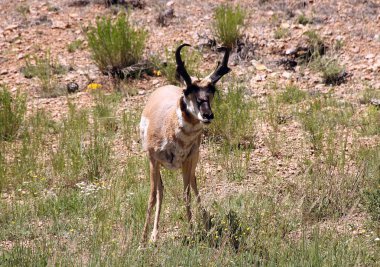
[
  {"xmin": 188, "ymin": 150, "xmax": 211, "ymax": 231},
  {"xmin": 141, "ymin": 158, "xmax": 161, "ymax": 245}
]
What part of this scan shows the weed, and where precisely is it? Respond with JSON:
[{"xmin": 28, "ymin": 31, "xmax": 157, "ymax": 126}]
[
  {"xmin": 360, "ymin": 106, "xmax": 380, "ymax": 136},
  {"xmin": 67, "ymin": 39, "xmax": 84, "ymax": 53},
  {"xmin": 334, "ymin": 39, "xmax": 344, "ymax": 51},
  {"xmin": 299, "ymin": 96, "xmax": 353, "ymax": 153},
  {"xmin": 278, "ymin": 83, "xmax": 307, "ymax": 104},
  {"xmin": 92, "ymin": 90, "xmax": 121, "ymax": 133},
  {"xmin": 359, "ymin": 146, "xmax": 380, "ymax": 221},
  {"xmin": 87, "ymin": 12, "xmax": 147, "ymax": 75},
  {"xmin": 15, "ymin": 4, "xmax": 30, "ymax": 17},
  {"xmin": 22, "ymin": 51, "xmax": 66, "ymax": 97},
  {"xmin": 302, "ymin": 163, "xmax": 362, "ymax": 221},
  {"xmin": 0, "ymin": 86, "xmax": 26, "ymax": 141},
  {"xmin": 297, "ymin": 13, "xmax": 312, "ymax": 25},
  {"xmin": 122, "ymin": 109, "xmax": 141, "ymax": 149},
  {"xmin": 264, "ymin": 95, "xmax": 282, "ymax": 157},
  {"xmin": 213, "ymin": 4, "xmax": 246, "ymax": 48},
  {"xmin": 51, "ymin": 104, "xmax": 90, "ymax": 183},
  {"xmin": 83, "ymin": 123, "xmax": 112, "ymax": 181},
  {"xmin": 274, "ymin": 27, "xmax": 289, "ymax": 39}
]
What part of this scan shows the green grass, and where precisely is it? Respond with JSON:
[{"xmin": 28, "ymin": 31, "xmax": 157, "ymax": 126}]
[
  {"xmin": 213, "ymin": 4, "xmax": 246, "ymax": 48},
  {"xmin": 0, "ymin": 86, "xmax": 26, "ymax": 142},
  {"xmin": 0, "ymin": 75, "xmax": 379, "ymax": 265},
  {"xmin": 87, "ymin": 12, "xmax": 147, "ymax": 75}
]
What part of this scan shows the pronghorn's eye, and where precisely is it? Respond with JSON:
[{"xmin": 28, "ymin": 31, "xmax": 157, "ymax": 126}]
[{"xmin": 196, "ymin": 99, "xmax": 202, "ymax": 105}]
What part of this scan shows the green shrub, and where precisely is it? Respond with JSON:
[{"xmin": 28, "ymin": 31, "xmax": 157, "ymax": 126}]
[
  {"xmin": 22, "ymin": 51, "xmax": 66, "ymax": 97},
  {"xmin": 87, "ymin": 12, "xmax": 147, "ymax": 74},
  {"xmin": 0, "ymin": 86, "xmax": 26, "ymax": 141},
  {"xmin": 213, "ymin": 4, "xmax": 245, "ymax": 48}
]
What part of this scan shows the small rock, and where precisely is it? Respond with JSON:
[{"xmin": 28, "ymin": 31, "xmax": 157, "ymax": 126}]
[
  {"xmin": 365, "ymin": 54, "xmax": 375, "ymax": 59},
  {"xmin": 0, "ymin": 69, "xmax": 8, "ymax": 75},
  {"xmin": 285, "ymin": 46, "xmax": 298, "ymax": 55},
  {"xmin": 138, "ymin": 90, "xmax": 145, "ymax": 95},
  {"xmin": 17, "ymin": 53, "xmax": 25, "ymax": 60},
  {"xmin": 166, "ymin": 0, "xmax": 174, "ymax": 7},
  {"xmin": 280, "ymin": 23, "xmax": 290, "ymax": 29},
  {"xmin": 67, "ymin": 82, "xmax": 79, "ymax": 93},
  {"xmin": 52, "ymin": 20, "xmax": 69, "ymax": 29},
  {"xmin": 152, "ymin": 79, "xmax": 160, "ymax": 85},
  {"xmin": 282, "ymin": 71, "xmax": 293, "ymax": 79},
  {"xmin": 5, "ymin": 24, "xmax": 19, "ymax": 31},
  {"xmin": 351, "ymin": 47, "xmax": 360, "ymax": 53}
]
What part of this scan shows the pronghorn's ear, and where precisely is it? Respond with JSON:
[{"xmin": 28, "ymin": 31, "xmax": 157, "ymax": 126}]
[{"xmin": 183, "ymin": 84, "xmax": 196, "ymax": 96}]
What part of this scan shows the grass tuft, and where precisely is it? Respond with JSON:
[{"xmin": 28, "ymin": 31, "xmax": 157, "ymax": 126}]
[
  {"xmin": 22, "ymin": 51, "xmax": 66, "ymax": 97},
  {"xmin": 67, "ymin": 39, "xmax": 84, "ymax": 53},
  {"xmin": 297, "ymin": 13, "xmax": 312, "ymax": 25},
  {"xmin": 274, "ymin": 27, "xmax": 289, "ymax": 39},
  {"xmin": 213, "ymin": 4, "xmax": 246, "ymax": 48},
  {"xmin": 278, "ymin": 83, "xmax": 307, "ymax": 104},
  {"xmin": 0, "ymin": 85, "xmax": 26, "ymax": 141}
]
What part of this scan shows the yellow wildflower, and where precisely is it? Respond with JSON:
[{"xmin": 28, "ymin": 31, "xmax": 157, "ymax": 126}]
[
  {"xmin": 87, "ymin": 83, "xmax": 102, "ymax": 90},
  {"xmin": 153, "ymin": 69, "xmax": 161, "ymax": 76}
]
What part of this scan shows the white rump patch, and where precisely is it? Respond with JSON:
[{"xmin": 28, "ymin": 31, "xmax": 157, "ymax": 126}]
[{"xmin": 140, "ymin": 116, "xmax": 149, "ymax": 150}]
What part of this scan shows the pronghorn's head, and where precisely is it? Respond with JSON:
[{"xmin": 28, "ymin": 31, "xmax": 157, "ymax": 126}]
[{"xmin": 176, "ymin": 44, "xmax": 231, "ymax": 124}]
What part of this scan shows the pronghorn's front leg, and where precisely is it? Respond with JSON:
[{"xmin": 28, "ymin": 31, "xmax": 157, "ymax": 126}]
[
  {"xmin": 182, "ymin": 159, "xmax": 192, "ymax": 225},
  {"xmin": 182, "ymin": 144, "xmax": 206, "ymax": 228},
  {"xmin": 141, "ymin": 157, "xmax": 162, "ymax": 244}
]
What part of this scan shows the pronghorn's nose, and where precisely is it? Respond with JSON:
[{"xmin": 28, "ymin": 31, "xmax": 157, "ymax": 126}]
[{"xmin": 202, "ymin": 112, "xmax": 214, "ymax": 121}]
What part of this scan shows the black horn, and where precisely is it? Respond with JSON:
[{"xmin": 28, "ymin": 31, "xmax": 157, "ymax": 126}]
[
  {"xmin": 209, "ymin": 47, "xmax": 231, "ymax": 84},
  {"xmin": 175, "ymin": 44, "xmax": 192, "ymax": 87}
]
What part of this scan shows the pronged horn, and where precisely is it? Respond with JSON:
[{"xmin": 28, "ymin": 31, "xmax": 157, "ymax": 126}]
[
  {"xmin": 209, "ymin": 47, "xmax": 231, "ymax": 84},
  {"xmin": 175, "ymin": 44, "xmax": 192, "ymax": 87}
]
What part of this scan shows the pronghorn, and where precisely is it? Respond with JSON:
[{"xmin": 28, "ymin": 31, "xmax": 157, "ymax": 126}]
[{"xmin": 140, "ymin": 44, "xmax": 231, "ymax": 244}]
